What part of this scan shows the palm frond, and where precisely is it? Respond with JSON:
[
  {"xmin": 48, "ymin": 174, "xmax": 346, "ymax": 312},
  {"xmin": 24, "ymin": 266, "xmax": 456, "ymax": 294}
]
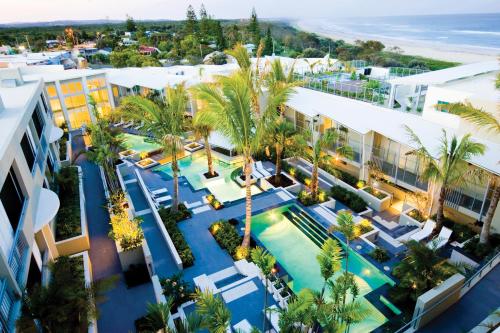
[{"xmin": 447, "ymin": 102, "xmax": 500, "ymax": 134}]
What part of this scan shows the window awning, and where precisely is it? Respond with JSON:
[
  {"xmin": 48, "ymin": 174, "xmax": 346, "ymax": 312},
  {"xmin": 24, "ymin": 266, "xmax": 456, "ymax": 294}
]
[{"xmin": 34, "ymin": 188, "xmax": 60, "ymax": 233}]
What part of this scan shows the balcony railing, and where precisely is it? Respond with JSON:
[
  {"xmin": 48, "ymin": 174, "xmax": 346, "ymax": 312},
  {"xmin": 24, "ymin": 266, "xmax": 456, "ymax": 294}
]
[
  {"xmin": 0, "ymin": 279, "xmax": 14, "ymax": 332},
  {"xmin": 8, "ymin": 229, "xmax": 28, "ymax": 287}
]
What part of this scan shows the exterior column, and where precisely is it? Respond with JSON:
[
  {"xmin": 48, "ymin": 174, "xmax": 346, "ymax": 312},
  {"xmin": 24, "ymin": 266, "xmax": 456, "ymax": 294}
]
[
  {"xmin": 81, "ymin": 76, "xmax": 96, "ymax": 123},
  {"xmin": 55, "ymin": 81, "xmax": 71, "ymax": 130}
]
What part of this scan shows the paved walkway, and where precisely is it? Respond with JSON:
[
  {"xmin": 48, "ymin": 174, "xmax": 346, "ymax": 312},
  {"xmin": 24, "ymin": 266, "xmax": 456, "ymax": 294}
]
[
  {"xmin": 72, "ymin": 132, "xmax": 155, "ymax": 332},
  {"xmin": 118, "ymin": 164, "xmax": 180, "ymax": 278},
  {"xmin": 419, "ymin": 264, "xmax": 500, "ymax": 332}
]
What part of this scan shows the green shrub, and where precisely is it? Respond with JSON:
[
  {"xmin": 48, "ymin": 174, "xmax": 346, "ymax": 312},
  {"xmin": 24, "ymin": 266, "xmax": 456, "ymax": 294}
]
[
  {"xmin": 298, "ymin": 189, "xmax": 327, "ymax": 206},
  {"xmin": 59, "ymin": 137, "xmax": 68, "ymax": 160},
  {"xmin": 463, "ymin": 237, "xmax": 499, "ymax": 262},
  {"xmin": 158, "ymin": 207, "xmax": 194, "ymax": 267},
  {"xmin": 209, "ymin": 220, "xmax": 242, "ymax": 258},
  {"xmin": 330, "ymin": 185, "xmax": 367, "ymax": 213},
  {"xmin": 160, "ymin": 273, "xmax": 193, "ymax": 309},
  {"xmin": 55, "ymin": 167, "xmax": 81, "ymax": 241},
  {"xmin": 369, "ymin": 247, "xmax": 390, "ymax": 262},
  {"xmin": 318, "ymin": 162, "xmax": 359, "ymax": 188}
]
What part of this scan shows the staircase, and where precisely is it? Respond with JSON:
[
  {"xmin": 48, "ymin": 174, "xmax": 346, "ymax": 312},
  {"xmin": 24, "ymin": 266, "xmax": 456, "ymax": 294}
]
[{"xmin": 283, "ymin": 206, "xmax": 330, "ymax": 247}]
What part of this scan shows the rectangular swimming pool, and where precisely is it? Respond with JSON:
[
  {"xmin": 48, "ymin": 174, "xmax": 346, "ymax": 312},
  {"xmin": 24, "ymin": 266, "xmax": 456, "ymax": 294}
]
[
  {"xmin": 250, "ymin": 204, "xmax": 393, "ymax": 332},
  {"xmin": 120, "ymin": 133, "xmax": 162, "ymax": 154}
]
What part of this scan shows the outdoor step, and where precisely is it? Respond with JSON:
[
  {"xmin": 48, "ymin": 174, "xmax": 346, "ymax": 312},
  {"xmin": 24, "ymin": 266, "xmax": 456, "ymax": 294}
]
[{"xmin": 283, "ymin": 211, "xmax": 327, "ymax": 247}]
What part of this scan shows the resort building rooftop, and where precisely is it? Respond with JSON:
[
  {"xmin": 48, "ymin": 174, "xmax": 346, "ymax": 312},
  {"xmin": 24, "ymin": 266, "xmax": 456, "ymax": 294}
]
[{"xmin": 388, "ymin": 60, "xmax": 499, "ymax": 85}]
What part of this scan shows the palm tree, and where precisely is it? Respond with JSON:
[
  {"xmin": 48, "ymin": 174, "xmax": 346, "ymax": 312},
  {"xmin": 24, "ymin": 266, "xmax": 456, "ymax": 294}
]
[
  {"xmin": 120, "ymin": 84, "xmax": 189, "ymax": 213},
  {"xmin": 265, "ymin": 58, "xmax": 298, "ymax": 118},
  {"xmin": 447, "ymin": 101, "xmax": 500, "ymax": 245},
  {"xmin": 250, "ymin": 247, "xmax": 276, "ymax": 332},
  {"xmin": 194, "ymin": 289, "xmax": 231, "ymax": 333},
  {"xmin": 277, "ymin": 289, "xmax": 315, "ymax": 332},
  {"xmin": 192, "ymin": 111, "xmax": 216, "ymax": 177},
  {"xmin": 269, "ymin": 119, "xmax": 306, "ymax": 185},
  {"xmin": 306, "ymin": 129, "xmax": 352, "ymax": 202},
  {"xmin": 405, "ymin": 126, "xmax": 486, "ymax": 230},
  {"xmin": 145, "ymin": 299, "xmax": 203, "ymax": 333},
  {"xmin": 329, "ymin": 211, "xmax": 357, "ymax": 309},
  {"xmin": 316, "ymin": 238, "xmax": 343, "ymax": 298}
]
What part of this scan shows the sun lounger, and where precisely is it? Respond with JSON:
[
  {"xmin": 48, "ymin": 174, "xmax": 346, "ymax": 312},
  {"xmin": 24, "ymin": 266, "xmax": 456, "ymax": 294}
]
[
  {"xmin": 122, "ymin": 121, "xmax": 134, "ymax": 129},
  {"xmin": 251, "ymin": 167, "xmax": 263, "ymax": 179},
  {"xmin": 411, "ymin": 220, "xmax": 436, "ymax": 242},
  {"xmin": 149, "ymin": 187, "xmax": 168, "ymax": 196},
  {"xmin": 233, "ymin": 319, "xmax": 253, "ymax": 333},
  {"xmin": 428, "ymin": 226, "xmax": 452, "ymax": 249},
  {"xmin": 255, "ymin": 161, "xmax": 272, "ymax": 177},
  {"xmin": 113, "ymin": 119, "xmax": 125, "ymax": 127},
  {"xmin": 154, "ymin": 195, "xmax": 171, "ymax": 204},
  {"xmin": 134, "ymin": 121, "xmax": 144, "ymax": 130}
]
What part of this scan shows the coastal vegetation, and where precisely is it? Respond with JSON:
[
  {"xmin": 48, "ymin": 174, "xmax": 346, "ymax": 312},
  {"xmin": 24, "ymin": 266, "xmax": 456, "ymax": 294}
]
[{"xmin": 0, "ymin": 5, "xmax": 458, "ymax": 70}]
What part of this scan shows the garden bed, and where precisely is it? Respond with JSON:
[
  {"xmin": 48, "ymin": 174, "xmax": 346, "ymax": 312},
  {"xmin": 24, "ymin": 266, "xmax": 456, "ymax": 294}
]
[
  {"xmin": 266, "ymin": 173, "xmax": 295, "ymax": 188},
  {"xmin": 363, "ymin": 186, "xmax": 388, "ymax": 200},
  {"xmin": 330, "ymin": 185, "xmax": 367, "ymax": 213},
  {"xmin": 55, "ymin": 167, "xmax": 82, "ymax": 241},
  {"xmin": 158, "ymin": 205, "xmax": 194, "ymax": 267},
  {"xmin": 184, "ymin": 142, "xmax": 204, "ymax": 153},
  {"xmin": 135, "ymin": 158, "xmax": 159, "ymax": 169},
  {"xmin": 209, "ymin": 220, "xmax": 248, "ymax": 260},
  {"xmin": 206, "ymin": 194, "xmax": 224, "ymax": 210}
]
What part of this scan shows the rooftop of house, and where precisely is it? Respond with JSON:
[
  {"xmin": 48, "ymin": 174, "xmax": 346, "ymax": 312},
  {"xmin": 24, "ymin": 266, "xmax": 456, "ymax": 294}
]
[
  {"xmin": 436, "ymin": 71, "xmax": 500, "ymax": 102},
  {"xmin": 287, "ymin": 87, "xmax": 500, "ymax": 176},
  {"xmin": 388, "ymin": 61, "xmax": 499, "ymax": 86},
  {"xmin": 0, "ymin": 51, "xmax": 72, "ymax": 64}
]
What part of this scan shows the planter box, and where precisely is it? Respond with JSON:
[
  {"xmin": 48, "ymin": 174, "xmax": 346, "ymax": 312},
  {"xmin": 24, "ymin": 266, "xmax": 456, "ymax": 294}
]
[
  {"xmin": 184, "ymin": 142, "xmax": 204, "ymax": 153},
  {"xmin": 235, "ymin": 174, "xmax": 257, "ymax": 187},
  {"xmin": 358, "ymin": 187, "xmax": 391, "ymax": 212},
  {"xmin": 399, "ymin": 207, "xmax": 425, "ymax": 227},
  {"xmin": 135, "ymin": 158, "xmax": 159, "ymax": 169},
  {"xmin": 60, "ymin": 134, "xmax": 72, "ymax": 167},
  {"xmin": 115, "ymin": 239, "xmax": 146, "ymax": 272},
  {"xmin": 70, "ymin": 252, "xmax": 96, "ymax": 333},
  {"xmin": 55, "ymin": 166, "xmax": 90, "ymax": 256},
  {"xmin": 119, "ymin": 149, "xmax": 137, "ymax": 159},
  {"xmin": 449, "ymin": 249, "xmax": 479, "ymax": 269}
]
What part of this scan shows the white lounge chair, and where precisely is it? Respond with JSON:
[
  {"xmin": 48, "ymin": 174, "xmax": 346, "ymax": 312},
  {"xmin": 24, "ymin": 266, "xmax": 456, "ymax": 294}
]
[
  {"xmin": 251, "ymin": 166, "xmax": 263, "ymax": 179},
  {"xmin": 122, "ymin": 121, "xmax": 134, "ymax": 129},
  {"xmin": 411, "ymin": 220, "xmax": 436, "ymax": 242},
  {"xmin": 255, "ymin": 161, "xmax": 272, "ymax": 177},
  {"xmin": 428, "ymin": 226, "xmax": 453, "ymax": 249},
  {"xmin": 149, "ymin": 187, "xmax": 168, "ymax": 196},
  {"xmin": 134, "ymin": 121, "xmax": 144, "ymax": 130},
  {"xmin": 154, "ymin": 195, "xmax": 171, "ymax": 204},
  {"xmin": 233, "ymin": 319, "xmax": 252, "ymax": 333},
  {"xmin": 113, "ymin": 118, "xmax": 125, "ymax": 127}
]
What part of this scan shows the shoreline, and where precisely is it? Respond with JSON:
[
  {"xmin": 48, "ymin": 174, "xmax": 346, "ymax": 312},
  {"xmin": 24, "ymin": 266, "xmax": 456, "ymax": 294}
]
[{"xmin": 293, "ymin": 19, "xmax": 499, "ymax": 64}]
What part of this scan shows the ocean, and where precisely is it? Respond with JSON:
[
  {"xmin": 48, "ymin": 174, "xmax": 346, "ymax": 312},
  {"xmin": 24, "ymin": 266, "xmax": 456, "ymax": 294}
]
[{"xmin": 307, "ymin": 13, "xmax": 500, "ymax": 50}]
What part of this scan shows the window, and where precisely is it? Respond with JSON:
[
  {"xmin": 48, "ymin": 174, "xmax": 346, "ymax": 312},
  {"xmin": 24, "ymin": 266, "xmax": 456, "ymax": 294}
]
[
  {"xmin": 31, "ymin": 104, "xmax": 45, "ymax": 138},
  {"xmin": 46, "ymin": 84, "xmax": 58, "ymax": 98},
  {"xmin": 86, "ymin": 77, "xmax": 106, "ymax": 90},
  {"xmin": 40, "ymin": 94, "xmax": 49, "ymax": 114},
  {"xmin": 0, "ymin": 167, "xmax": 26, "ymax": 231},
  {"xmin": 61, "ymin": 80, "xmax": 83, "ymax": 95},
  {"xmin": 21, "ymin": 133, "xmax": 35, "ymax": 172}
]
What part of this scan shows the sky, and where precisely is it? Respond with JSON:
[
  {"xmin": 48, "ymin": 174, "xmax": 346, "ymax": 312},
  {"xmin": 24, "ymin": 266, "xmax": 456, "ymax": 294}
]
[{"xmin": 1, "ymin": 0, "xmax": 500, "ymax": 23}]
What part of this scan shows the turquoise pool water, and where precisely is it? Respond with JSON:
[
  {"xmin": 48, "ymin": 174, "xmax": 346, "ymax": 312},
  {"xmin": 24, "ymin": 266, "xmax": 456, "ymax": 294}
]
[
  {"xmin": 251, "ymin": 204, "xmax": 393, "ymax": 332},
  {"xmin": 120, "ymin": 133, "xmax": 162, "ymax": 153},
  {"xmin": 154, "ymin": 153, "xmax": 261, "ymax": 203}
]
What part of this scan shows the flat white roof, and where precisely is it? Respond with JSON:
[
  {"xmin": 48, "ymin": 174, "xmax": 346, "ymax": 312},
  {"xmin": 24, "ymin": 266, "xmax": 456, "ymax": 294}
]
[
  {"xmin": 23, "ymin": 68, "xmax": 106, "ymax": 83},
  {"xmin": 389, "ymin": 61, "xmax": 499, "ymax": 86},
  {"xmin": 286, "ymin": 87, "xmax": 500, "ymax": 175}
]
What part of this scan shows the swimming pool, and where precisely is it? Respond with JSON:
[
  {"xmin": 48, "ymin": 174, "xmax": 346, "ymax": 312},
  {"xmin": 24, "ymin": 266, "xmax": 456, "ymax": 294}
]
[
  {"xmin": 250, "ymin": 204, "xmax": 393, "ymax": 332},
  {"xmin": 120, "ymin": 133, "xmax": 162, "ymax": 154},
  {"xmin": 154, "ymin": 153, "xmax": 261, "ymax": 203}
]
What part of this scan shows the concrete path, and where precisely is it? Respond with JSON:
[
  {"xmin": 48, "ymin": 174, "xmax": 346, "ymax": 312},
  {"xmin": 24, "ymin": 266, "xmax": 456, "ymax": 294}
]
[{"xmin": 71, "ymin": 132, "xmax": 155, "ymax": 332}]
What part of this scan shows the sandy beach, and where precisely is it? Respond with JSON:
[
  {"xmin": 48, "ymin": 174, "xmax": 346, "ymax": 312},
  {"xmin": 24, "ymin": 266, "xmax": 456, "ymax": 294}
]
[{"xmin": 294, "ymin": 19, "xmax": 499, "ymax": 64}]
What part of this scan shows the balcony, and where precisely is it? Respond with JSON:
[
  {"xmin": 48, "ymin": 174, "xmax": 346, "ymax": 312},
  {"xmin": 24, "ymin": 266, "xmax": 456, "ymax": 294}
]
[{"xmin": 0, "ymin": 279, "xmax": 14, "ymax": 332}]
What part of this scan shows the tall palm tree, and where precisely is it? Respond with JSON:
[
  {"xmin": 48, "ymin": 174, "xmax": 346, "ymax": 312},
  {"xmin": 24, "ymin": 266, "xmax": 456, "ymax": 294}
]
[
  {"xmin": 194, "ymin": 289, "xmax": 231, "ymax": 333},
  {"xmin": 277, "ymin": 289, "xmax": 315, "ymax": 332},
  {"xmin": 120, "ymin": 84, "xmax": 189, "ymax": 213},
  {"xmin": 250, "ymin": 247, "xmax": 276, "ymax": 332},
  {"xmin": 269, "ymin": 119, "xmax": 306, "ymax": 184},
  {"xmin": 265, "ymin": 58, "xmax": 298, "ymax": 118},
  {"xmin": 193, "ymin": 69, "xmax": 289, "ymax": 248},
  {"xmin": 306, "ymin": 129, "xmax": 352, "ymax": 201},
  {"xmin": 329, "ymin": 211, "xmax": 357, "ymax": 308},
  {"xmin": 405, "ymin": 126, "xmax": 486, "ymax": 230},
  {"xmin": 447, "ymin": 101, "xmax": 500, "ymax": 244},
  {"xmin": 192, "ymin": 111, "xmax": 216, "ymax": 177},
  {"xmin": 316, "ymin": 238, "xmax": 343, "ymax": 298}
]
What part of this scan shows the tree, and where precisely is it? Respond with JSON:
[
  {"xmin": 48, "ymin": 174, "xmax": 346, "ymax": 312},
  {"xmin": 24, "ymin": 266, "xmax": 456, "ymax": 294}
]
[
  {"xmin": 226, "ymin": 24, "xmax": 242, "ymax": 48},
  {"xmin": 406, "ymin": 126, "xmax": 486, "ymax": 231},
  {"xmin": 329, "ymin": 211, "xmax": 357, "ymax": 307},
  {"xmin": 248, "ymin": 8, "xmax": 261, "ymax": 48},
  {"xmin": 125, "ymin": 15, "xmax": 137, "ymax": 32},
  {"xmin": 251, "ymin": 247, "xmax": 276, "ymax": 332},
  {"xmin": 195, "ymin": 289, "xmax": 231, "ymax": 333},
  {"xmin": 192, "ymin": 111, "xmax": 216, "ymax": 177},
  {"xmin": 277, "ymin": 289, "xmax": 315, "ymax": 332},
  {"xmin": 120, "ymin": 84, "xmax": 189, "ymax": 213},
  {"xmin": 193, "ymin": 44, "xmax": 293, "ymax": 248},
  {"xmin": 262, "ymin": 27, "xmax": 273, "ymax": 56},
  {"xmin": 316, "ymin": 238, "xmax": 343, "ymax": 298},
  {"xmin": 185, "ymin": 5, "xmax": 198, "ymax": 36},
  {"xmin": 214, "ymin": 21, "xmax": 227, "ymax": 51},
  {"xmin": 391, "ymin": 240, "xmax": 458, "ymax": 304},
  {"xmin": 145, "ymin": 299, "xmax": 202, "ymax": 333},
  {"xmin": 446, "ymin": 101, "xmax": 500, "ymax": 244},
  {"xmin": 17, "ymin": 256, "xmax": 115, "ymax": 333},
  {"xmin": 199, "ymin": 4, "xmax": 210, "ymax": 39}
]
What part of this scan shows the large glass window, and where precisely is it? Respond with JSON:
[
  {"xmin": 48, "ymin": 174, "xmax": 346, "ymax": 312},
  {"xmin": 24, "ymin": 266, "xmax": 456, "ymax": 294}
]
[
  {"xmin": 21, "ymin": 133, "xmax": 35, "ymax": 172},
  {"xmin": 61, "ymin": 80, "xmax": 83, "ymax": 95},
  {"xmin": 87, "ymin": 77, "xmax": 106, "ymax": 90},
  {"xmin": 31, "ymin": 105, "xmax": 45, "ymax": 138},
  {"xmin": 46, "ymin": 84, "xmax": 58, "ymax": 98},
  {"xmin": 0, "ymin": 167, "xmax": 26, "ymax": 231}
]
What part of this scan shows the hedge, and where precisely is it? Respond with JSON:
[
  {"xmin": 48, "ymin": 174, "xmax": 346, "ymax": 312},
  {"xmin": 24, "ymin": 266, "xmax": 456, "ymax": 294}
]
[
  {"xmin": 158, "ymin": 205, "xmax": 194, "ymax": 267},
  {"xmin": 330, "ymin": 185, "xmax": 367, "ymax": 213}
]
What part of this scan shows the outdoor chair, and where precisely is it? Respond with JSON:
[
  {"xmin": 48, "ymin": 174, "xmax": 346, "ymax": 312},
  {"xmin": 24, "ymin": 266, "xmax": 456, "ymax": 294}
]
[
  {"xmin": 427, "ymin": 226, "xmax": 453, "ymax": 249},
  {"xmin": 410, "ymin": 220, "xmax": 436, "ymax": 242}
]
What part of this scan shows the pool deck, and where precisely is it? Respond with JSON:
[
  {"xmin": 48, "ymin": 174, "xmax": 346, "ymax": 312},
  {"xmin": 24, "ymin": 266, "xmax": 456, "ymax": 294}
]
[{"xmin": 71, "ymin": 131, "xmax": 156, "ymax": 333}]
